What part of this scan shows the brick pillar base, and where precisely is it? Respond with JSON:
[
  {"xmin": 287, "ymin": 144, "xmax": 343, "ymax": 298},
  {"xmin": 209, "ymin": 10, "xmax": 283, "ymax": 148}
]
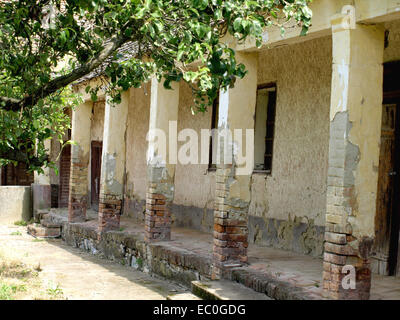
[
  {"xmin": 323, "ymin": 260, "xmax": 371, "ymax": 300},
  {"xmin": 144, "ymin": 188, "xmax": 171, "ymax": 242},
  {"xmin": 68, "ymin": 159, "xmax": 89, "ymax": 223},
  {"xmin": 322, "ymin": 230, "xmax": 372, "ymax": 300},
  {"xmin": 212, "ymin": 166, "xmax": 249, "ymax": 279},
  {"xmin": 68, "ymin": 197, "xmax": 87, "ymax": 223},
  {"xmin": 98, "ymin": 195, "xmax": 122, "ymax": 232}
]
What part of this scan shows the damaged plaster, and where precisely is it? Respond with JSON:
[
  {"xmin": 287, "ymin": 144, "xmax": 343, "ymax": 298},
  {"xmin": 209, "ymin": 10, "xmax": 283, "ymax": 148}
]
[
  {"xmin": 248, "ymin": 215, "xmax": 324, "ymax": 257},
  {"xmin": 103, "ymin": 152, "xmax": 124, "ymax": 195}
]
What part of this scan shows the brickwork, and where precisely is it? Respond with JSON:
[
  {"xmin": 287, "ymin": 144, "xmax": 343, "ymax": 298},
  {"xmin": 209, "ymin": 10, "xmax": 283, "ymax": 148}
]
[
  {"xmin": 144, "ymin": 79, "xmax": 179, "ymax": 242},
  {"xmin": 212, "ymin": 164, "xmax": 249, "ymax": 279},
  {"xmin": 96, "ymin": 92, "xmax": 129, "ymax": 232},
  {"xmin": 68, "ymin": 158, "xmax": 88, "ymax": 223},
  {"xmin": 323, "ymin": 113, "xmax": 372, "ymax": 300},
  {"xmin": 68, "ymin": 101, "xmax": 91, "ymax": 224},
  {"xmin": 322, "ymin": 19, "xmax": 385, "ymax": 300},
  {"xmin": 144, "ymin": 185, "xmax": 171, "ymax": 242},
  {"xmin": 98, "ymin": 194, "xmax": 122, "ymax": 232},
  {"xmin": 210, "ymin": 52, "xmax": 257, "ymax": 280}
]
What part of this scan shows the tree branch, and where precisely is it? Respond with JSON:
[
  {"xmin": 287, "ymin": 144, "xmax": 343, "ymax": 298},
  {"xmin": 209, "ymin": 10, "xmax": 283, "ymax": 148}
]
[
  {"xmin": 0, "ymin": 96, "xmax": 21, "ymax": 111},
  {"xmin": 0, "ymin": 32, "xmax": 131, "ymax": 112}
]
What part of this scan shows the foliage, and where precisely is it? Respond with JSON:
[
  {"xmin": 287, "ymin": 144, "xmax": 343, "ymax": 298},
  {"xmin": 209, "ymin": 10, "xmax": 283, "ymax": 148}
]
[
  {"xmin": 14, "ymin": 220, "xmax": 28, "ymax": 226},
  {"xmin": 0, "ymin": 0, "xmax": 312, "ymax": 170},
  {"xmin": 0, "ymin": 85, "xmax": 79, "ymax": 173}
]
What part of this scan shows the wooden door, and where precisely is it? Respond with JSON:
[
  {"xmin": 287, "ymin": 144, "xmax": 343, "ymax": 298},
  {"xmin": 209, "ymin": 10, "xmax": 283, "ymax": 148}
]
[
  {"xmin": 91, "ymin": 141, "xmax": 102, "ymax": 210},
  {"xmin": 58, "ymin": 144, "xmax": 71, "ymax": 208},
  {"xmin": 374, "ymin": 104, "xmax": 397, "ymax": 275}
]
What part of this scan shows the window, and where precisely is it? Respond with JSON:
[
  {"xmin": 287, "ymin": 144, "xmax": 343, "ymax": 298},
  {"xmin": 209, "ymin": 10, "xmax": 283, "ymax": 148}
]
[
  {"xmin": 254, "ymin": 84, "xmax": 277, "ymax": 172},
  {"xmin": 208, "ymin": 96, "xmax": 219, "ymax": 170}
]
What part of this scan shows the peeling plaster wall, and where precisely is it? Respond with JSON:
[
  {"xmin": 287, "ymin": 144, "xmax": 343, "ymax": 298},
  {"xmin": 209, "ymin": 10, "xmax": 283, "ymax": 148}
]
[
  {"xmin": 124, "ymin": 84, "xmax": 151, "ymax": 219},
  {"xmin": 247, "ymin": 36, "xmax": 332, "ymax": 256},
  {"xmin": 118, "ymin": 20, "xmax": 400, "ymax": 256},
  {"xmin": 122, "ymin": 82, "xmax": 216, "ymax": 230},
  {"xmin": 87, "ymin": 100, "xmax": 104, "ymax": 199},
  {"xmin": 172, "ymin": 82, "xmax": 216, "ymax": 232},
  {"xmin": 91, "ymin": 101, "xmax": 105, "ymax": 142}
]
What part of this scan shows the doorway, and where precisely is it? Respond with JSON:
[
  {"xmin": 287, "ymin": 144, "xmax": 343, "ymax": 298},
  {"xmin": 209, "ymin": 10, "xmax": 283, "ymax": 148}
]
[
  {"xmin": 91, "ymin": 141, "xmax": 102, "ymax": 211},
  {"xmin": 373, "ymin": 61, "xmax": 400, "ymax": 276},
  {"xmin": 58, "ymin": 129, "xmax": 72, "ymax": 208},
  {"xmin": 58, "ymin": 143, "xmax": 71, "ymax": 208}
]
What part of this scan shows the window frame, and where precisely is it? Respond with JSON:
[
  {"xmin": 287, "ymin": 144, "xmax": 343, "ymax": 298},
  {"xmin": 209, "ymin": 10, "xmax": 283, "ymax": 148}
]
[
  {"xmin": 253, "ymin": 82, "xmax": 277, "ymax": 175},
  {"xmin": 208, "ymin": 96, "xmax": 219, "ymax": 172}
]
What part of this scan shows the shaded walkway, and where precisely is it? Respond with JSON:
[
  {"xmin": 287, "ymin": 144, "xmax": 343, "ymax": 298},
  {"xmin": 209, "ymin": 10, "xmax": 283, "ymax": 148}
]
[
  {"xmin": 48, "ymin": 209, "xmax": 400, "ymax": 300},
  {"xmin": 0, "ymin": 224, "xmax": 189, "ymax": 300}
]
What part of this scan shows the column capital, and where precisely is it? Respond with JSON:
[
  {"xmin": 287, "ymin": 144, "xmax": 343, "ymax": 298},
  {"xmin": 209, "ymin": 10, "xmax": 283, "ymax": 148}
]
[{"xmin": 331, "ymin": 5, "xmax": 356, "ymax": 33}]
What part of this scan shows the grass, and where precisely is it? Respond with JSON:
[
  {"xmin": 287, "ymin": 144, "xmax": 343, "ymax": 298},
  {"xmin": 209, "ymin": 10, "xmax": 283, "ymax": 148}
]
[
  {"xmin": 13, "ymin": 220, "xmax": 28, "ymax": 227},
  {"xmin": 136, "ymin": 257, "xmax": 143, "ymax": 268},
  {"xmin": 0, "ymin": 257, "xmax": 36, "ymax": 300},
  {"xmin": 0, "ymin": 253, "xmax": 64, "ymax": 300},
  {"xmin": 46, "ymin": 282, "xmax": 64, "ymax": 299},
  {"xmin": 10, "ymin": 231, "xmax": 22, "ymax": 236}
]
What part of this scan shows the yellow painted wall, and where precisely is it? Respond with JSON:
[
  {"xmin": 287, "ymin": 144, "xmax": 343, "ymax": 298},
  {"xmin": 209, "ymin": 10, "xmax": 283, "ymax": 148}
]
[
  {"xmin": 125, "ymin": 84, "xmax": 151, "ymax": 203},
  {"xmin": 91, "ymin": 101, "xmax": 105, "ymax": 142},
  {"xmin": 91, "ymin": 18, "xmax": 400, "ymax": 240},
  {"xmin": 173, "ymin": 82, "xmax": 216, "ymax": 210},
  {"xmin": 251, "ymin": 36, "xmax": 332, "ymax": 227}
]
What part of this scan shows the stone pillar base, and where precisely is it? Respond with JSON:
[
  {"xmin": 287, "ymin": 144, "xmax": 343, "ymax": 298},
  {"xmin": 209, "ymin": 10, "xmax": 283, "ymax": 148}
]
[
  {"xmin": 144, "ymin": 189, "xmax": 171, "ymax": 242},
  {"xmin": 98, "ymin": 195, "xmax": 122, "ymax": 232}
]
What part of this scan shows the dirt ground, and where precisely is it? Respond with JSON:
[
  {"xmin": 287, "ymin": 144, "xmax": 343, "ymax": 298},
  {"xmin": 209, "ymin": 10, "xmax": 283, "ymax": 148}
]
[{"xmin": 0, "ymin": 224, "xmax": 190, "ymax": 300}]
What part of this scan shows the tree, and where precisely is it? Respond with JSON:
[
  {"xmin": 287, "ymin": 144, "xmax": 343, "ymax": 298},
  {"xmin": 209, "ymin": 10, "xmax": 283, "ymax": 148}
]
[{"xmin": 0, "ymin": 0, "xmax": 312, "ymax": 171}]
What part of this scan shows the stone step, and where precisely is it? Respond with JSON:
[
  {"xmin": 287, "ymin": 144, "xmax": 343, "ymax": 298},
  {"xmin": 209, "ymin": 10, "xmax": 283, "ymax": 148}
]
[
  {"xmin": 167, "ymin": 293, "xmax": 202, "ymax": 300},
  {"xmin": 40, "ymin": 218, "xmax": 61, "ymax": 228},
  {"xmin": 33, "ymin": 209, "xmax": 50, "ymax": 223},
  {"xmin": 191, "ymin": 280, "xmax": 272, "ymax": 300},
  {"xmin": 27, "ymin": 223, "xmax": 61, "ymax": 238}
]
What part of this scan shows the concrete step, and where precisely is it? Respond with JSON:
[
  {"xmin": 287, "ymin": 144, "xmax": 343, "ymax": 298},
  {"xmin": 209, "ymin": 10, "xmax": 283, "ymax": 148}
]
[
  {"xmin": 191, "ymin": 280, "xmax": 272, "ymax": 300},
  {"xmin": 167, "ymin": 293, "xmax": 202, "ymax": 300},
  {"xmin": 27, "ymin": 223, "xmax": 60, "ymax": 238}
]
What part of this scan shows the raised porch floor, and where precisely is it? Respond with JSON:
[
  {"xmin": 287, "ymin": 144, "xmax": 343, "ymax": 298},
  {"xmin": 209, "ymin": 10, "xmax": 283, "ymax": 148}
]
[{"xmin": 48, "ymin": 208, "xmax": 400, "ymax": 300}]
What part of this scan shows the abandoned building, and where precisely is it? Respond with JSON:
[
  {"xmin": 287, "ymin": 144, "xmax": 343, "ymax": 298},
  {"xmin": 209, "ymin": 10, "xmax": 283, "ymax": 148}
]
[{"xmin": 2, "ymin": 1, "xmax": 400, "ymax": 300}]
